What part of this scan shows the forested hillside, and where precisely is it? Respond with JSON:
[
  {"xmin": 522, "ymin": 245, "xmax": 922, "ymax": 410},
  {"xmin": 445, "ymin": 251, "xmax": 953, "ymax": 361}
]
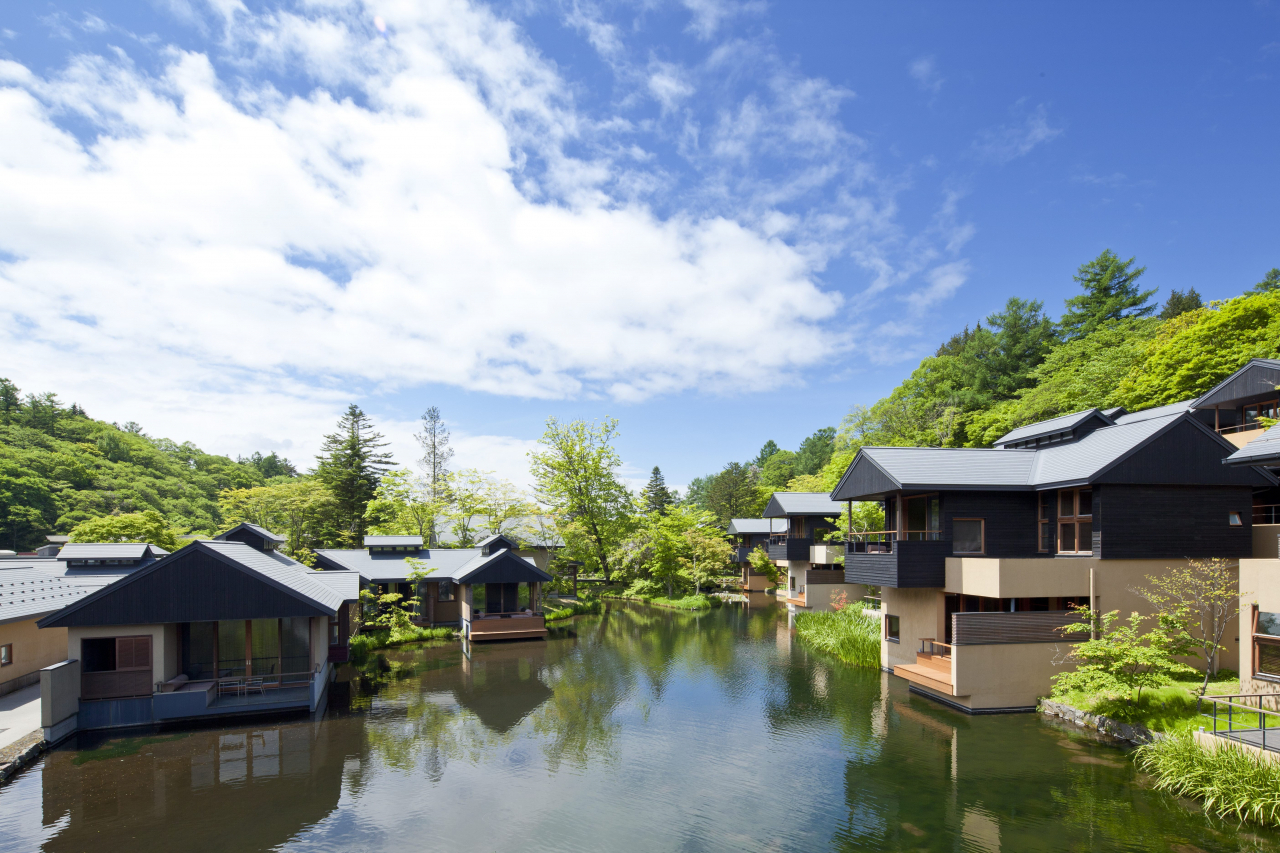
[
  {"xmin": 0, "ymin": 381, "xmax": 297, "ymax": 551},
  {"xmin": 687, "ymin": 253, "xmax": 1280, "ymax": 523}
]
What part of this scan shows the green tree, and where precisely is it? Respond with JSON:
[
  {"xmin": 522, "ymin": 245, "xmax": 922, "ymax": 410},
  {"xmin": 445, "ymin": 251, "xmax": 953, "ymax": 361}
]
[
  {"xmin": 643, "ymin": 466, "xmax": 674, "ymax": 514},
  {"xmin": 680, "ymin": 520, "xmax": 733, "ymax": 595},
  {"xmin": 529, "ymin": 417, "xmax": 633, "ymax": 579},
  {"xmin": 746, "ymin": 544, "xmax": 779, "ymax": 585},
  {"xmin": 759, "ymin": 449, "xmax": 796, "ymax": 489},
  {"xmin": 1053, "ymin": 608, "xmax": 1196, "ymax": 704},
  {"xmin": 0, "ymin": 459, "xmax": 57, "ymax": 550},
  {"xmin": 68, "ymin": 509, "xmax": 182, "ymax": 552},
  {"xmin": 1159, "ymin": 287, "xmax": 1203, "ymax": 320},
  {"xmin": 682, "ymin": 474, "xmax": 711, "ymax": 511},
  {"xmin": 363, "ymin": 469, "xmax": 449, "ymax": 542},
  {"xmin": 0, "ymin": 379, "xmax": 20, "ymax": 425},
  {"xmin": 237, "ymin": 451, "xmax": 298, "ymax": 479},
  {"xmin": 445, "ymin": 468, "xmax": 489, "ymax": 546},
  {"xmin": 1249, "ymin": 267, "xmax": 1280, "ymax": 295},
  {"xmin": 794, "ymin": 427, "xmax": 836, "ymax": 477},
  {"xmin": 218, "ymin": 478, "xmax": 342, "ymax": 563},
  {"xmin": 983, "ymin": 297, "xmax": 1058, "ymax": 399},
  {"xmin": 415, "ymin": 407, "xmax": 454, "ymax": 529},
  {"xmin": 704, "ymin": 462, "xmax": 763, "ymax": 526},
  {"xmin": 1059, "ymin": 250, "xmax": 1156, "ymax": 340},
  {"xmin": 753, "ymin": 440, "xmax": 780, "ymax": 468},
  {"xmin": 314, "ymin": 404, "xmax": 394, "ymax": 544}
]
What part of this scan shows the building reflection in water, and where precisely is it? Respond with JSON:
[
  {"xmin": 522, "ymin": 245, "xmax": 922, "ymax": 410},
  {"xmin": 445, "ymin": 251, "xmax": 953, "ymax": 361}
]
[{"xmin": 39, "ymin": 721, "xmax": 343, "ymax": 853}]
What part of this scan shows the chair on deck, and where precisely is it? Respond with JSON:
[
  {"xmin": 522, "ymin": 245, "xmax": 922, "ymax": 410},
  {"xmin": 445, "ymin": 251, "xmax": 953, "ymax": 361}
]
[
  {"xmin": 244, "ymin": 677, "xmax": 265, "ymax": 696},
  {"xmin": 218, "ymin": 678, "xmax": 244, "ymax": 697}
]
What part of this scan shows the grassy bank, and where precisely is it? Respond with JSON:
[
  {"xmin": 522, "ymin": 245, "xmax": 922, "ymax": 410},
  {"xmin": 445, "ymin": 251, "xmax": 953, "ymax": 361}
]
[
  {"xmin": 350, "ymin": 626, "xmax": 457, "ymax": 662},
  {"xmin": 604, "ymin": 593, "xmax": 715, "ymax": 611},
  {"xmin": 793, "ymin": 608, "xmax": 881, "ymax": 669},
  {"xmin": 543, "ymin": 598, "xmax": 604, "ymax": 622},
  {"xmin": 1136, "ymin": 732, "xmax": 1280, "ymax": 827},
  {"xmin": 1051, "ymin": 673, "xmax": 1239, "ymax": 735}
]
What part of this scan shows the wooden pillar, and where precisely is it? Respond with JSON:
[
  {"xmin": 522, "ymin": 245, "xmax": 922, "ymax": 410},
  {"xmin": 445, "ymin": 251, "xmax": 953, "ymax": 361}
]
[
  {"xmin": 245, "ymin": 619, "xmax": 253, "ymax": 678},
  {"xmin": 532, "ymin": 582, "xmax": 540, "ymax": 613}
]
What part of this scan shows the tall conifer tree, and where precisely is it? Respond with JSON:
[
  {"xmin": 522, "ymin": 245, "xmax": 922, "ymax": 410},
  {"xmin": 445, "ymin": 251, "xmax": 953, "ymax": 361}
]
[
  {"xmin": 315, "ymin": 404, "xmax": 394, "ymax": 543},
  {"xmin": 1059, "ymin": 250, "xmax": 1156, "ymax": 339},
  {"xmin": 643, "ymin": 466, "xmax": 674, "ymax": 514}
]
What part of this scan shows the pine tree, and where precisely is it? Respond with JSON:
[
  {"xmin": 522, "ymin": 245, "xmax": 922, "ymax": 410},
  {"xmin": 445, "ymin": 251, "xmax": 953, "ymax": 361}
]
[
  {"xmin": 414, "ymin": 406, "xmax": 453, "ymax": 545},
  {"xmin": 643, "ymin": 466, "xmax": 673, "ymax": 514},
  {"xmin": 1059, "ymin": 250, "xmax": 1156, "ymax": 340},
  {"xmin": 1249, "ymin": 268, "xmax": 1280, "ymax": 295},
  {"xmin": 754, "ymin": 440, "xmax": 780, "ymax": 468},
  {"xmin": 1159, "ymin": 287, "xmax": 1203, "ymax": 320},
  {"xmin": 316, "ymin": 404, "xmax": 394, "ymax": 543}
]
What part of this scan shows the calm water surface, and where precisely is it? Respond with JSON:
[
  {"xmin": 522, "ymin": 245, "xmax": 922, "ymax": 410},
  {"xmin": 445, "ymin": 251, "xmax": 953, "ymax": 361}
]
[{"xmin": 2, "ymin": 601, "xmax": 1278, "ymax": 852}]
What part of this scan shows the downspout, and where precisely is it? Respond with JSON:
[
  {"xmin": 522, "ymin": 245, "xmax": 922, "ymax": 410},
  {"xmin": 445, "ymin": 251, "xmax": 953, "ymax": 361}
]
[{"xmin": 1089, "ymin": 565, "xmax": 1096, "ymax": 640}]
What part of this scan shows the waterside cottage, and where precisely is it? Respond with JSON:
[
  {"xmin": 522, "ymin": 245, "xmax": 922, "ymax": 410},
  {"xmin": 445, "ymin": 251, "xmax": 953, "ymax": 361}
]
[{"xmin": 763, "ymin": 492, "xmax": 862, "ymax": 613}]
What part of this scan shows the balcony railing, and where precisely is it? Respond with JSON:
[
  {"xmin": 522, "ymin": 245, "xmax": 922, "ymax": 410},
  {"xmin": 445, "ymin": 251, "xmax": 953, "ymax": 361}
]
[
  {"xmin": 1256, "ymin": 505, "xmax": 1280, "ymax": 525},
  {"xmin": 1201, "ymin": 694, "xmax": 1280, "ymax": 753},
  {"xmin": 846, "ymin": 530, "xmax": 941, "ymax": 554},
  {"xmin": 950, "ymin": 610, "xmax": 1088, "ymax": 645},
  {"xmin": 1217, "ymin": 421, "xmax": 1270, "ymax": 436}
]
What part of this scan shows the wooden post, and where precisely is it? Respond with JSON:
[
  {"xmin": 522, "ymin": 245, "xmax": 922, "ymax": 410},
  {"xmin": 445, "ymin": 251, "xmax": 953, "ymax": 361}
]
[{"xmin": 245, "ymin": 619, "xmax": 253, "ymax": 678}]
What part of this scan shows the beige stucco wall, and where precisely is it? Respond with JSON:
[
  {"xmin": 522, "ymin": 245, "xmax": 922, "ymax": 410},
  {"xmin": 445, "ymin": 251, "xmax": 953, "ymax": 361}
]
[
  {"xmin": 67, "ymin": 623, "xmax": 180, "ymax": 685},
  {"xmin": 1239, "ymin": 557, "xmax": 1280, "ymax": 694},
  {"xmin": 945, "ymin": 557, "xmax": 1091, "ymax": 599},
  {"xmin": 951, "ymin": 642, "xmax": 1065, "ymax": 710},
  {"xmin": 0, "ymin": 618, "xmax": 69, "ymax": 692},
  {"xmin": 881, "ymin": 587, "xmax": 945, "ymax": 670}
]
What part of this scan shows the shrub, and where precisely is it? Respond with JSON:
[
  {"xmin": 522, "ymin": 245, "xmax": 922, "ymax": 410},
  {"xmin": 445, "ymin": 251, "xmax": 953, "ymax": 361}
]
[
  {"xmin": 794, "ymin": 607, "xmax": 881, "ymax": 669},
  {"xmin": 1136, "ymin": 732, "xmax": 1280, "ymax": 826}
]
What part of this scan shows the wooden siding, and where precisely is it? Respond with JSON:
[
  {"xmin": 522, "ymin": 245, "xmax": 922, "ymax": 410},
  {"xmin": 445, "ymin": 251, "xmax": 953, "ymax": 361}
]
[
  {"xmin": 1096, "ymin": 484, "xmax": 1254, "ymax": 559},
  {"xmin": 1096, "ymin": 418, "xmax": 1272, "ymax": 486},
  {"xmin": 832, "ymin": 456, "xmax": 899, "ymax": 501},
  {"xmin": 222, "ymin": 528, "xmax": 270, "ymax": 551},
  {"xmin": 845, "ymin": 540, "xmax": 949, "ymax": 588},
  {"xmin": 951, "ymin": 610, "xmax": 1087, "ymax": 645},
  {"xmin": 1197, "ymin": 361, "xmax": 1280, "ymax": 408},
  {"xmin": 463, "ymin": 553, "xmax": 551, "ymax": 585},
  {"xmin": 768, "ymin": 538, "xmax": 812, "ymax": 562},
  {"xmin": 805, "ymin": 569, "xmax": 847, "ymax": 585},
  {"xmin": 941, "ymin": 490, "xmax": 1040, "ymax": 558},
  {"xmin": 50, "ymin": 550, "xmax": 331, "ymax": 627}
]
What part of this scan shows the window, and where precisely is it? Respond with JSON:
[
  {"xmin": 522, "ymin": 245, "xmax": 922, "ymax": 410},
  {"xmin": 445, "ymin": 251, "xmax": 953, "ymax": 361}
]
[
  {"xmin": 438, "ymin": 580, "xmax": 454, "ymax": 602},
  {"xmin": 1038, "ymin": 492, "xmax": 1054, "ymax": 552},
  {"xmin": 789, "ymin": 575, "xmax": 796, "ymax": 591},
  {"xmin": 1057, "ymin": 488, "xmax": 1092, "ymax": 555},
  {"xmin": 1259, "ymin": 610, "xmax": 1280, "ymax": 637},
  {"xmin": 886, "ymin": 615, "xmax": 900, "ymax": 643},
  {"xmin": 0, "ymin": 644, "xmax": 10, "ymax": 666},
  {"xmin": 953, "ymin": 519, "xmax": 985, "ymax": 554},
  {"xmin": 1229, "ymin": 511, "xmax": 1243, "ymax": 527},
  {"xmin": 1259, "ymin": 642, "xmax": 1280, "ymax": 679},
  {"xmin": 904, "ymin": 495, "xmax": 941, "ymax": 540}
]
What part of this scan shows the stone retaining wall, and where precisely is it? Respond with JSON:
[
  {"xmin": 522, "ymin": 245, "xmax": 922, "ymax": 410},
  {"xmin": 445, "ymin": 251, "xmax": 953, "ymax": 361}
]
[
  {"xmin": 0, "ymin": 731, "xmax": 45, "ymax": 786},
  {"xmin": 1039, "ymin": 699, "xmax": 1162, "ymax": 745}
]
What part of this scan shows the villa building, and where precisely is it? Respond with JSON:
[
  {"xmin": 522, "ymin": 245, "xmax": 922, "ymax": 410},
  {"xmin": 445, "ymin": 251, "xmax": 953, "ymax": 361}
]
[
  {"xmin": 763, "ymin": 492, "xmax": 862, "ymax": 613},
  {"xmin": 727, "ymin": 518, "xmax": 782, "ymax": 593},
  {"xmin": 314, "ymin": 533, "xmax": 553, "ymax": 642},
  {"xmin": 0, "ymin": 543, "xmax": 166, "ymax": 697},
  {"xmin": 1227, "ymin": 422, "xmax": 1280, "ymax": 694},
  {"xmin": 832, "ymin": 365, "xmax": 1280, "ymax": 713},
  {"xmin": 35, "ymin": 528, "xmax": 360, "ymax": 739}
]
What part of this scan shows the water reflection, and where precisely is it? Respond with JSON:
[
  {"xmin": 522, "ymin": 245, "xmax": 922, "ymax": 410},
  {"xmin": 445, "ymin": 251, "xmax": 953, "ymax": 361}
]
[
  {"xmin": 4, "ymin": 600, "xmax": 1280, "ymax": 853},
  {"xmin": 38, "ymin": 722, "xmax": 342, "ymax": 853}
]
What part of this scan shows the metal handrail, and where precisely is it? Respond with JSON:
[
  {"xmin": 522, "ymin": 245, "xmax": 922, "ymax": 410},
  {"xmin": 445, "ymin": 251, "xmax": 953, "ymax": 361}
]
[
  {"xmin": 1200, "ymin": 693, "xmax": 1280, "ymax": 753},
  {"xmin": 918, "ymin": 638, "xmax": 952, "ymax": 657},
  {"xmin": 1255, "ymin": 504, "xmax": 1280, "ymax": 525},
  {"xmin": 1217, "ymin": 421, "xmax": 1270, "ymax": 435}
]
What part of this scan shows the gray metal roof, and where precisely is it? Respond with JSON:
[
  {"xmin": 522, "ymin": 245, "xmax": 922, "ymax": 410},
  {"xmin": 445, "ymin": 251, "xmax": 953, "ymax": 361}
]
[
  {"xmin": 304, "ymin": 569, "xmax": 362, "ymax": 601},
  {"xmin": 992, "ymin": 408, "xmax": 1111, "ymax": 447},
  {"xmin": 363, "ymin": 535, "xmax": 424, "ymax": 547},
  {"xmin": 763, "ymin": 492, "xmax": 845, "ymax": 518},
  {"xmin": 452, "ymin": 549, "xmax": 552, "ymax": 584},
  {"xmin": 195, "ymin": 541, "xmax": 346, "ymax": 612},
  {"xmin": 727, "ymin": 519, "xmax": 786, "ymax": 535},
  {"xmin": 57, "ymin": 542, "xmax": 166, "ymax": 561},
  {"xmin": 214, "ymin": 522, "xmax": 287, "ymax": 543},
  {"xmin": 858, "ymin": 447, "xmax": 1037, "ymax": 489},
  {"xmin": 1224, "ymin": 423, "xmax": 1280, "ymax": 466},
  {"xmin": 0, "ymin": 566, "xmax": 93, "ymax": 625},
  {"xmin": 1112, "ymin": 400, "xmax": 1194, "ymax": 424},
  {"xmin": 833, "ymin": 407, "xmax": 1252, "ymax": 498},
  {"xmin": 314, "ymin": 547, "xmax": 483, "ymax": 583}
]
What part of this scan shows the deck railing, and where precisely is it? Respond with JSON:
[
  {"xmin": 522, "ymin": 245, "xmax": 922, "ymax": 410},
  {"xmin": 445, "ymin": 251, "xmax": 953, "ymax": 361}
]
[
  {"xmin": 1255, "ymin": 505, "xmax": 1280, "ymax": 525},
  {"xmin": 918, "ymin": 638, "xmax": 952, "ymax": 658},
  {"xmin": 1217, "ymin": 421, "xmax": 1269, "ymax": 436},
  {"xmin": 846, "ymin": 530, "xmax": 942, "ymax": 554},
  {"xmin": 1200, "ymin": 694, "xmax": 1280, "ymax": 753}
]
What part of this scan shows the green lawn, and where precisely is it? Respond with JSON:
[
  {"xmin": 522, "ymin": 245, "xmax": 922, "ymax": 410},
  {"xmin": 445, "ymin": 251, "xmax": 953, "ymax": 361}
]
[{"xmin": 1052, "ymin": 673, "xmax": 1244, "ymax": 735}]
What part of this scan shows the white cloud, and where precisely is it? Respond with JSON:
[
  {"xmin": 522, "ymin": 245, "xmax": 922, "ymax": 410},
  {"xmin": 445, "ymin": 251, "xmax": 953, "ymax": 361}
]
[
  {"xmin": 681, "ymin": 0, "xmax": 766, "ymax": 41},
  {"xmin": 908, "ymin": 56, "xmax": 942, "ymax": 94},
  {"xmin": 972, "ymin": 103, "xmax": 1062, "ymax": 163},
  {"xmin": 647, "ymin": 59, "xmax": 694, "ymax": 113},
  {"xmin": 913, "ymin": 260, "xmax": 970, "ymax": 307}
]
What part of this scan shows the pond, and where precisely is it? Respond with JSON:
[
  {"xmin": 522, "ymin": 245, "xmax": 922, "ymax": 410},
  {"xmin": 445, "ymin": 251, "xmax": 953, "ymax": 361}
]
[{"xmin": 1, "ymin": 601, "xmax": 1277, "ymax": 852}]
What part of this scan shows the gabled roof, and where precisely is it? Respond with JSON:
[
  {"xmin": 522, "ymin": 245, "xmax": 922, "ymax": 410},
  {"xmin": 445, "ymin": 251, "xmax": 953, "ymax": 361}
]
[
  {"xmin": 57, "ymin": 542, "xmax": 168, "ymax": 561},
  {"xmin": 1113, "ymin": 400, "xmax": 1194, "ymax": 424},
  {"xmin": 0, "ymin": 566, "xmax": 93, "ymax": 625},
  {"xmin": 727, "ymin": 518, "xmax": 786, "ymax": 535},
  {"xmin": 304, "ymin": 569, "xmax": 362, "ymax": 601},
  {"xmin": 992, "ymin": 408, "xmax": 1114, "ymax": 448},
  {"xmin": 831, "ymin": 408, "xmax": 1273, "ymax": 500},
  {"xmin": 762, "ymin": 492, "xmax": 845, "ymax": 518},
  {"xmin": 1224, "ymin": 423, "xmax": 1280, "ymax": 467},
  {"xmin": 364, "ymin": 535, "xmax": 423, "ymax": 547},
  {"xmin": 215, "ymin": 522, "xmax": 286, "ymax": 543},
  {"xmin": 453, "ymin": 549, "xmax": 553, "ymax": 585},
  {"xmin": 313, "ymin": 547, "xmax": 482, "ymax": 583},
  {"xmin": 1192, "ymin": 359, "xmax": 1280, "ymax": 409},
  {"xmin": 38, "ymin": 540, "xmax": 344, "ymax": 628}
]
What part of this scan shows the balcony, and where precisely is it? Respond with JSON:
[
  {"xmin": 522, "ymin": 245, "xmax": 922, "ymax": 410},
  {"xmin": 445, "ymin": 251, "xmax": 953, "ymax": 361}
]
[
  {"xmin": 893, "ymin": 639, "xmax": 953, "ymax": 695},
  {"xmin": 951, "ymin": 610, "xmax": 1087, "ymax": 645},
  {"xmin": 944, "ymin": 557, "xmax": 1091, "ymax": 599},
  {"xmin": 845, "ymin": 534, "xmax": 950, "ymax": 588},
  {"xmin": 767, "ymin": 536, "xmax": 813, "ymax": 562},
  {"xmin": 729, "ymin": 546, "xmax": 753, "ymax": 563},
  {"xmin": 809, "ymin": 543, "xmax": 845, "ymax": 565},
  {"xmin": 468, "ymin": 613, "xmax": 547, "ymax": 641}
]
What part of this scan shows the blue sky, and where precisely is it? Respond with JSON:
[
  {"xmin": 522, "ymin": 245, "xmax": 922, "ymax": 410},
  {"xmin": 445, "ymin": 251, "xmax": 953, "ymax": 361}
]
[{"xmin": 1, "ymin": 1, "xmax": 1277, "ymax": 491}]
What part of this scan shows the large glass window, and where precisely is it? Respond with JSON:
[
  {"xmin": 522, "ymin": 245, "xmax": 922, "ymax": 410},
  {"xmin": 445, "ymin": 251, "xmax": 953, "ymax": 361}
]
[
  {"xmin": 1259, "ymin": 641, "xmax": 1280, "ymax": 678},
  {"xmin": 953, "ymin": 519, "xmax": 985, "ymax": 554},
  {"xmin": 250, "ymin": 619, "xmax": 280, "ymax": 678},
  {"xmin": 182, "ymin": 622, "xmax": 217, "ymax": 680},
  {"xmin": 438, "ymin": 580, "xmax": 454, "ymax": 602},
  {"xmin": 1260, "ymin": 611, "xmax": 1280, "ymax": 637},
  {"xmin": 1057, "ymin": 488, "xmax": 1092, "ymax": 555},
  {"xmin": 886, "ymin": 615, "xmax": 900, "ymax": 643},
  {"xmin": 905, "ymin": 495, "xmax": 940, "ymax": 540},
  {"xmin": 218, "ymin": 620, "xmax": 247, "ymax": 678},
  {"xmin": 281, "ymin": 617, "xmax": 311, "ymax": 675},
  {"xmin": 1038, "ymin": 492, "xmax": 1054, "ymax": 552}
]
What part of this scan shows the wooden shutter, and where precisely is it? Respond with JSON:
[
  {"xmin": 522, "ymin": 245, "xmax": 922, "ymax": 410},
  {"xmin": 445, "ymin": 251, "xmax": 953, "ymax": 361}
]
[{"xmin": 116, "ymin": 636, "xmax": 152, "ymax": 671}]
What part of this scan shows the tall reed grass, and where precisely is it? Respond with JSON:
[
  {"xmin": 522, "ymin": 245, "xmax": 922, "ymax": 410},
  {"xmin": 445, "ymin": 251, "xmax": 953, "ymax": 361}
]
[
  {"xmin": 793, "ymin": 607, "xmax": 881, "ymax": 669},
  {"xmin": 1135, "ymin": 732, "xmax": 1280, "ymax": 827},
  {"xmin": 544, "ymin": 599, "xmax": 604, "ymax": 622}
]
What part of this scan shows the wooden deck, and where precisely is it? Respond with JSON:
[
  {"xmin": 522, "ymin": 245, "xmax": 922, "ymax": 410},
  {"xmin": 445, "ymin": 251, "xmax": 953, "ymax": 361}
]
[
  {"xmin": 785, "ymin": 595, "xmax": 807, "ymax": 608},
  {"xmin": 892, "ymin": 649, "xmax": 954, "ymax": 696},
  {"xmin": 469, "ymin": 614, "xmax": 548, "ymax": 642}
]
